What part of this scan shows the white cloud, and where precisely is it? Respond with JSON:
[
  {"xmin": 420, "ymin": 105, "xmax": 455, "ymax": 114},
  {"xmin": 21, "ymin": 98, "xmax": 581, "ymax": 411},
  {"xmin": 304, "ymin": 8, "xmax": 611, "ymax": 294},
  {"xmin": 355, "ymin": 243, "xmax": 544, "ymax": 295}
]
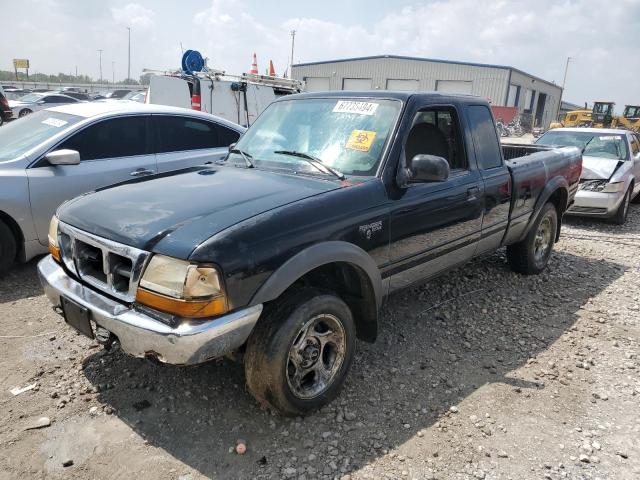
[{"xmin": 112, "ymin": 3, "xmax": 155, "ymax": 28}]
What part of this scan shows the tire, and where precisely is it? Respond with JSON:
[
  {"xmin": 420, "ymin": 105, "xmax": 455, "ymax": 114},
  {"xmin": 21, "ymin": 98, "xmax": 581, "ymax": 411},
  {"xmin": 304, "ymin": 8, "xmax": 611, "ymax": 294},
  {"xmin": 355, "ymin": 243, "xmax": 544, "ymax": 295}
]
[
  {"xmin": 612, "ymin": 188, "xmax": 631, "ymax": 225},
  {"xmin": 18, "ymin": 108, "xmax": 32, "ymax": 117},
  {"xmin": 0, "ymin": 220, "xmax": 17, "ymax": 275},
  {"xmin": 507, "ymin": 202, "xmax": 558, "ymax": 275},
  {"xmin": 244, "ymin": 287, "xmax": 356, "ymax": 416}
]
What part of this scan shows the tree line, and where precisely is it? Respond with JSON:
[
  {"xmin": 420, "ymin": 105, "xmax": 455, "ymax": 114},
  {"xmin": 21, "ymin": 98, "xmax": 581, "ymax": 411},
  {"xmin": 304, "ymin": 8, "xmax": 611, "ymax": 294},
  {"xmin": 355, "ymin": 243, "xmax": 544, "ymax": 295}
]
[{"xmin": 0, "ymin": 70, "xmax": 150, "ymax": 85}]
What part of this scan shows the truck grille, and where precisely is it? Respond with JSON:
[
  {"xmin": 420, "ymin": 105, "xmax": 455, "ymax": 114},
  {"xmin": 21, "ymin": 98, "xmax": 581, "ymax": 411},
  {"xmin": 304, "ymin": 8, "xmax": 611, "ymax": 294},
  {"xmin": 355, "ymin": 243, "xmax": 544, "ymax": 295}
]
[{"xmin": 58, "ymin": 222, "xmax": 151, "ymax": 302}]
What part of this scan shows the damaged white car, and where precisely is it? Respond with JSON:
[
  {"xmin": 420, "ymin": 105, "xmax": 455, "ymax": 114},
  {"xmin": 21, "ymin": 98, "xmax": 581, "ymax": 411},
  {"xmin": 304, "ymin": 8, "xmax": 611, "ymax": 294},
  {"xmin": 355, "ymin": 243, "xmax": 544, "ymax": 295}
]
[{"xmin": 536, "ymin": 128, "xmax": 640, "ymax": 224}]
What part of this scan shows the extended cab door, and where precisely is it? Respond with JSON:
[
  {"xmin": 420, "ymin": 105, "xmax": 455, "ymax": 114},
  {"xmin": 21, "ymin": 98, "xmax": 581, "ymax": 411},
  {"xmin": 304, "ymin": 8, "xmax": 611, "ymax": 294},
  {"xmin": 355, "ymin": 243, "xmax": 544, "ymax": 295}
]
[
  {"xmin": 26, "ymin": 115, "xmax": 157, "ymax": 245},
  {"xmin": 388, "ymin": 105, "xmax": 484, "ymax": 291},
  {"xmin": 466, "ymin": 104, "xmax": 512, "ymax": 255},
  {"xmin": 152, "ymin": 115, "xmax": 241, "ymax": 173}
]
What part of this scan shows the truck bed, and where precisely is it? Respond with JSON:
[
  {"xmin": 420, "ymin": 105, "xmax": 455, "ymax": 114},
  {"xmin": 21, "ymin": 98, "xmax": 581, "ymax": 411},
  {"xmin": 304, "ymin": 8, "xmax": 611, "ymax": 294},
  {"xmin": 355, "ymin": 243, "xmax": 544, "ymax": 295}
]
[{"xmin": 502, "ymin": 145, "xmax": 582, "ymax": 245}]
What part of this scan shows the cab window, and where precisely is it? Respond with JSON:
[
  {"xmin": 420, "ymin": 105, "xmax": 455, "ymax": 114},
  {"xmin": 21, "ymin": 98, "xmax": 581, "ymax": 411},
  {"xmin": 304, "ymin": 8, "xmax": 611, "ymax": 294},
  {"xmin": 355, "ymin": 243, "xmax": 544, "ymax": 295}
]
[{"xmin": 406, "ymin": 107, "xmax": 467, "ymax": 171}]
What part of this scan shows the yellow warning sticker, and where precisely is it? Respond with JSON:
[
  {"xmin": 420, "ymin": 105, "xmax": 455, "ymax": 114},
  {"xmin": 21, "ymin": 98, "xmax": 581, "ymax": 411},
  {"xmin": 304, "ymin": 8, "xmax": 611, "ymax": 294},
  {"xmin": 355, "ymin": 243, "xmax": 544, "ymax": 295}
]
[{"xmin": 346, "ymin": 130, "xmax": 377, "ymax": 152}]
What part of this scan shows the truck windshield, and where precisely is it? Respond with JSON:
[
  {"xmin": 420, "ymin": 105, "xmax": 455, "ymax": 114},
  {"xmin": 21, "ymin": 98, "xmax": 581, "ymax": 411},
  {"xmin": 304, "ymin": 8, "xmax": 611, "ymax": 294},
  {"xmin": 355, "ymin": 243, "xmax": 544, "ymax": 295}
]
[
  {"xmin": 232, "ymin": 98, "xmax": 402, "ymax": 176},
  {"xmin": 0, "ymin": 110, "xmax": 83, "ymax": 162},
  {"xmin": 536, "ymin": 131, "xmax": 628, "ymax": 160}
]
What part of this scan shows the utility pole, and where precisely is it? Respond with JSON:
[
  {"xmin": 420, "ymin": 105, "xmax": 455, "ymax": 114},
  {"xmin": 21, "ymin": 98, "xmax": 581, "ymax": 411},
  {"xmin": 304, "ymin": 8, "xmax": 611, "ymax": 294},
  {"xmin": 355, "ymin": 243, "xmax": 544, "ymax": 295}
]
[
  {"xmin": 561, "ymin": 56, "xmax": 571, "ymax": 90},
  {"xmin": 555, "ymin": 56, "xmax": 572, "ymax": 121},
  {"xmin": 288, "ymin": 30, "xmax": 296, "ymax": 78},
  {"xmin": 112, "ymin": 61, "xmax": 115, "ymax": 84},
  {"xmin": 127, "ymin": 27, "xmax": 131, "ymax": 82},
  {"xmin": 97, "ymin": 49, "xmax": 103, "ymax": 84},
  {"xmin": 75, "ymin": 65, "xmax": 78, "ymax": 78}
]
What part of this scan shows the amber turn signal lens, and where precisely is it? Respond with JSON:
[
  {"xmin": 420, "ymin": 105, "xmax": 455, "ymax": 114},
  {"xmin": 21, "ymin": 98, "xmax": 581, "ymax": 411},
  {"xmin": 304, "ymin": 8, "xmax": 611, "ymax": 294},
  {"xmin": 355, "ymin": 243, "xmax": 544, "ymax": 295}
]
[
  {"xmin": 49, "ymin": 243, "xmax": 61, "ymax": 262},
  {"xmin": 135, "ymin": 288, "xmax": 228, "ymax": 318}
]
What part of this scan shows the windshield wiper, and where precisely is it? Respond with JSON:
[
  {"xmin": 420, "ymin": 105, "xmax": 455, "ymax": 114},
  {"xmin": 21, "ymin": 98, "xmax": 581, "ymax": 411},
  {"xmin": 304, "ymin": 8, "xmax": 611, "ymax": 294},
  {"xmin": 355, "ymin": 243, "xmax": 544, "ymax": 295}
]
[
  {"xmin": 273, "ymin": 150, "xmax": 345, "ymax": 180},
  {"xmin": 229, "ymin": 148, "xmax": 254, "ymax": 169}
]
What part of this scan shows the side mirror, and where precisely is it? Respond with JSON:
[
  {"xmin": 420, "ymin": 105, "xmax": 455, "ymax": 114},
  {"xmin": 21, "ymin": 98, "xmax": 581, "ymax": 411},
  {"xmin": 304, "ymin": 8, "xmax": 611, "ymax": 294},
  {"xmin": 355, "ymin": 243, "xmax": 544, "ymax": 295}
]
[
  {"xmin": 228, "ymin": 142, "xmax": 237, "ymax": 152},
  {"xmin": 45, "ymin": 149, "xmax": 81, "ymax": 166},
  {"xmin": 409, "ymin": 154, "xmax": 450, "ymax": 182},
  {"xmin": 36, "ymin": 100, "xmax": 45, "ymax": 105}
]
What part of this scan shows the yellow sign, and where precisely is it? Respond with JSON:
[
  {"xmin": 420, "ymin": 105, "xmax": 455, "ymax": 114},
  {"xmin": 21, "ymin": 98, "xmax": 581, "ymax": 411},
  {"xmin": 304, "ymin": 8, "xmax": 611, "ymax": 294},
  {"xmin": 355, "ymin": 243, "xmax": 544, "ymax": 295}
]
[
  {"xmin": 346, "ymin": 130, "xmax": 377, "ymax": 152},
  {"xmin": 13, "ymin": 59, "xmax": 29, "ymax": 69}
]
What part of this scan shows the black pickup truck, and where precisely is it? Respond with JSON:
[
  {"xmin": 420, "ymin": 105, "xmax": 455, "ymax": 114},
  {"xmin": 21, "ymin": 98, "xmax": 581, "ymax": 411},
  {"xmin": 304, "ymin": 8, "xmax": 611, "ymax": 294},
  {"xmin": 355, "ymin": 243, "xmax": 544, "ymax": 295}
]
[{"xmin": 39, "ymin": 92, "xmax": 582, "ymax": 415}]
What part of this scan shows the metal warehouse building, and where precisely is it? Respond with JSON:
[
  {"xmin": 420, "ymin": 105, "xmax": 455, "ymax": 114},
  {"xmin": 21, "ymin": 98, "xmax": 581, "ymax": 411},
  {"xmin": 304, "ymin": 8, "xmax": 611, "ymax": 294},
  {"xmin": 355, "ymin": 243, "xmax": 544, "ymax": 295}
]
[{"xmin": 292, "ymin": 55, "xmax": 562, "ymax": 128}]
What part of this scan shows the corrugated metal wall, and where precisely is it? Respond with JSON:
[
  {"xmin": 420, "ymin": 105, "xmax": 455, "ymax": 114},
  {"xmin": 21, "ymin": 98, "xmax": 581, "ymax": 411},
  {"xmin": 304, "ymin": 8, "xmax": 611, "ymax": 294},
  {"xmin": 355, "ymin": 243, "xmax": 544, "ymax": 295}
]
[
  {"xmin": 292, "ymin": 57, "xmax": 509, "ymax": 105},
  {"xmin": 508, "ymin": 69, "xmax": 562, "ymax": 128},
  {"xmin": 292, "ymin": 57, "xmax": 562, "ymax": 128}
]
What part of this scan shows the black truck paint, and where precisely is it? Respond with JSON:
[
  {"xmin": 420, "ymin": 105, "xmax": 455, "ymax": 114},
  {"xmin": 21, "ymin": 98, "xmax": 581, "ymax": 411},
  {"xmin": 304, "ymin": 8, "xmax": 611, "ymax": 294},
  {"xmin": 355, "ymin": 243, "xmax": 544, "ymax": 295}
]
[{"xmin": 53, "ymin": 91, "xmax": 582, "ymax": 413}]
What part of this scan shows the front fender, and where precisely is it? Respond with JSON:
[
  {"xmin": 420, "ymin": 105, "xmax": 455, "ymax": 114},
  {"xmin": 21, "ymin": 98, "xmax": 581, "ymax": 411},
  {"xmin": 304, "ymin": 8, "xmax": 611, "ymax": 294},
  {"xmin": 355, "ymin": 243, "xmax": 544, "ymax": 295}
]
[{"xmin": 250, "ymin": 241, "xmax": 383, "ymax": 309}]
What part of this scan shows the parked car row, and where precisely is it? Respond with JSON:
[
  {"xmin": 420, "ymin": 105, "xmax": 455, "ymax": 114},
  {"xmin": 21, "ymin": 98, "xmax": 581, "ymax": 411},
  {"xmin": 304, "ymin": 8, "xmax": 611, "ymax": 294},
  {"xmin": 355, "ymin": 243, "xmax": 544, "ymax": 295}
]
[{"xmin": 0, "ymin": 87, "xmax": 147, "ymax": 121}]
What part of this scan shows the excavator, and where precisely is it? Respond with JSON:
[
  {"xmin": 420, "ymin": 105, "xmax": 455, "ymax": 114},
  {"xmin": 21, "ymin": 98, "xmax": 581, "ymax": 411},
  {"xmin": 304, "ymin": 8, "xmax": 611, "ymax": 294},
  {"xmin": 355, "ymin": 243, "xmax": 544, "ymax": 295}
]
[{"xmin": 613, "ymin": 105, "xmax": 640, "ymax": 132}]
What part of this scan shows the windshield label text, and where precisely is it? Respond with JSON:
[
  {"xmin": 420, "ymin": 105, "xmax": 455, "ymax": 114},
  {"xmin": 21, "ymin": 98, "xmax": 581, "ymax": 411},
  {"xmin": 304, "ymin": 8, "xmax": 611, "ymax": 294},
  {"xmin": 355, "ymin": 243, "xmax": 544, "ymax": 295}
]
[{"xmin": 333, "ymin": 101, "xmax": 379, "ymax": 116}]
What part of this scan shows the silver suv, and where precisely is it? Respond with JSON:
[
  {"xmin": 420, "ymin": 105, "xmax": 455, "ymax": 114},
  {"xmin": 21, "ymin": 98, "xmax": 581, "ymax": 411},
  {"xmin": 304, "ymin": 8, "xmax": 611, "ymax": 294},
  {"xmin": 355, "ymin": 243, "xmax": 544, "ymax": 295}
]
[{"xmin": 0, "ymin": 102, "xmax": 244, "ymax": 273}]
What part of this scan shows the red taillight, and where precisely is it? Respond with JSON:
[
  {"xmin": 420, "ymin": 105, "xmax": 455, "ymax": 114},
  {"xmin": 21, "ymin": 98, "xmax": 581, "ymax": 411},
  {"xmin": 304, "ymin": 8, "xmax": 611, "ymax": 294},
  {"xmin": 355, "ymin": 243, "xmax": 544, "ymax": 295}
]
[
  {"xmin": 0, "ymin": 96, "xmax": 8, "ymax": 108},
  {"xmin": 191, "ymin": 94, "xmax": 201, "ymax": 111}
]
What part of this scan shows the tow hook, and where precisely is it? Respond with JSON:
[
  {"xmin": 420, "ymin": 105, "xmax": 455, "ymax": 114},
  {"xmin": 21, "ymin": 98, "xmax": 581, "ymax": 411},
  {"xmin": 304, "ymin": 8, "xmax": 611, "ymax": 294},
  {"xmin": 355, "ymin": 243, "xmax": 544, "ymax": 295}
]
[{"xmin": 95, "ymin": 326, "xmax": 117, "ymax": 351}]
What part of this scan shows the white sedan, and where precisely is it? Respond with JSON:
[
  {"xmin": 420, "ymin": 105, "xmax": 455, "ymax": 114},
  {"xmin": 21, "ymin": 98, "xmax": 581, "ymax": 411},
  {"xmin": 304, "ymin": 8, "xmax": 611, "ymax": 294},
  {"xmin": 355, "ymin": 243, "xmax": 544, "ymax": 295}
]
[
  {"xmin": 536, "ymin": 127, "xmax": 640, "ymax": 224},
  {"xmin": 9, "ymin": 92, "xmax": 81, "ymax": 118}
]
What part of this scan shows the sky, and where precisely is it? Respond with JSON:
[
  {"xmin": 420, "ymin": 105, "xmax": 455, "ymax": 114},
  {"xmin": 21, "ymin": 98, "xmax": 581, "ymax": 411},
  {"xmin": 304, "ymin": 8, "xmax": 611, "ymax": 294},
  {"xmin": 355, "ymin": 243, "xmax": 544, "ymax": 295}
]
[{"xmin": 2, "ymin": 0, "xmax": 639, "ymax": 109}]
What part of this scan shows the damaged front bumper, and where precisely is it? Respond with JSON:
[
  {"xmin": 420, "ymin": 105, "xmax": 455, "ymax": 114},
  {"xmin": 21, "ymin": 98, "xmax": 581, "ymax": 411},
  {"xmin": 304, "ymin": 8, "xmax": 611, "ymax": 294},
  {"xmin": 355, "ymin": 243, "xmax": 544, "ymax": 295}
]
[
  {"xmin": 566, "ymin": 189, "xmax": 626, "ymax": 217},
  {"xmin": 37, "ymin": 255, "xmax": 262, "ymax": 365}
]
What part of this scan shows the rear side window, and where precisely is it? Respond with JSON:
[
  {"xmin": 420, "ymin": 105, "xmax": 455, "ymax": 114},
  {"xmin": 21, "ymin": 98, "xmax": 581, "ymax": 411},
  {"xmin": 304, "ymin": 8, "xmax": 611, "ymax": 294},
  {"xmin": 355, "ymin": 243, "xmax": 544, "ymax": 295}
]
[
  {"xmin": 59, "ymin": 116, "xmax": 148, "ymax": 160},
  {"xmin": 155, "ymin": 116, "xmax": 238, "ymax": 153},
  {"xmin": 467, "ymin": 105, "xmax": 503, "ymax": 170}
]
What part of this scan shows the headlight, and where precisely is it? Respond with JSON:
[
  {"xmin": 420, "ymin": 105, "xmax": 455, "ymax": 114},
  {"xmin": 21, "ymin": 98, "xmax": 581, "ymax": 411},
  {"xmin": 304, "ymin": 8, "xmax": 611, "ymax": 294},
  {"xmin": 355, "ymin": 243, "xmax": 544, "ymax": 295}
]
[
  {"xmin": 48, "ymin": 216, "xmax": 61, "ymax": 262},
  {"xmin": 602, "ymin": 182, "xmax": 625, "ymax": 193},
  {"xmin": 136, "ymin": 254, "xmax": 227, "ymax": 318}
]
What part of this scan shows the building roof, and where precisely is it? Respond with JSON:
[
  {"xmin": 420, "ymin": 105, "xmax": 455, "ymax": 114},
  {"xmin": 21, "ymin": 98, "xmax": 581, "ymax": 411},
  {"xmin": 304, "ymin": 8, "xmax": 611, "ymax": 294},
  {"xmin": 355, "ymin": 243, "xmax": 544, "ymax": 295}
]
[{"xmin": 293, "ymin": 54, "xmax": 560, "ymax": 90}]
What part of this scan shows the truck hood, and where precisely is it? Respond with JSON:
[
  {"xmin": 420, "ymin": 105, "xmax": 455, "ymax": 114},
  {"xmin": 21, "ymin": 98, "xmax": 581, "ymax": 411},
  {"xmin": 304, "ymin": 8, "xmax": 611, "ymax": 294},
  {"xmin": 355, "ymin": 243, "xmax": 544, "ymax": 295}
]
[
  {"xmin": 58, "ymin": 166, "xmax": 341, "ymax": 258},
  {"xmin": 581, "ymin": 155, "xmax": 623, "ymax": 180}
]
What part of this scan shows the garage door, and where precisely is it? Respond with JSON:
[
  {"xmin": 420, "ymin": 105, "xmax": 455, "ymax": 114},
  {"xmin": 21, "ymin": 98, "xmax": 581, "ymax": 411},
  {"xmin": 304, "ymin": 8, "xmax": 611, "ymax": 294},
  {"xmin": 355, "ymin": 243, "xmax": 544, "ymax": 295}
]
[
  {"xmin": 436, "ymin": 80, "xmax": 473, "ymax": 94},
  {"xmin": 304, "ymin": 77, "xmax": 331, "ymax": 92},
  {"xmin": 386, "ymin": 79, "xmax": 419, "ymax": 91},
  {"xmin": 343, "ymin": 78, "xmax": 373, "ymax": 90}
]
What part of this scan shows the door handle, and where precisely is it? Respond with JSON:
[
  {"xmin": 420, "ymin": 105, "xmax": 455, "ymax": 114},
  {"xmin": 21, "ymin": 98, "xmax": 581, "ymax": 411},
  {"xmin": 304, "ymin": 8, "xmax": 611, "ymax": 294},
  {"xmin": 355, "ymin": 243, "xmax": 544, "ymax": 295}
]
[
  {"xmin": 467, "ymin": 186, "xmax": 480, "ymax": 200},
  {"xmin": 130, "ymin": 168, "xmax": 154, "ymax": 177}
]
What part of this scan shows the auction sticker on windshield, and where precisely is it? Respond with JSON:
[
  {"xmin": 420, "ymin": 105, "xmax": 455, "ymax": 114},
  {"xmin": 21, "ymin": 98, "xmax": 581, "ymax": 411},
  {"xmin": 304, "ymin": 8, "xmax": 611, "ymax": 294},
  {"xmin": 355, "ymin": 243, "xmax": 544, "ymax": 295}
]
[
  {"xmin": 346, "ymin": 130, "xmax": 377, "ymax": 152},
  {"xmin": 42, "ymin": 118, "xmax": 68, "ymax": 128},
  {"xmin": 333, "ymin": 101, "xmax": 379, "ymax": 116}
]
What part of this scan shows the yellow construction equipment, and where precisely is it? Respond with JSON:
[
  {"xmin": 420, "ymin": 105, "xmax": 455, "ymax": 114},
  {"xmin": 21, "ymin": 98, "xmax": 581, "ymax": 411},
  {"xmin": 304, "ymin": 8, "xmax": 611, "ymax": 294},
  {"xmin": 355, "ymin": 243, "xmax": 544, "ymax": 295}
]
[
  {"xmin": 590, "ymin": 101, "xmax": 616, "ymax": 128},
  {"xmin": 550, "ymin": 109, "xmax": 591, "ymax": 129},
  {"xmin": 614, "ymin": 105, "xmax": 640, "ymax": 132}
]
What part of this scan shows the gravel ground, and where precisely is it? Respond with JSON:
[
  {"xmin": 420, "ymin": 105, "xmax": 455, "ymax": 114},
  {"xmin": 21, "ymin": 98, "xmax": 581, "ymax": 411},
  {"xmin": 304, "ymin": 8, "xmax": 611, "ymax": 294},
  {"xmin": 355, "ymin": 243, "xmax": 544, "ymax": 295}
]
[{"xmin": 1, "ymin": 209, "xmax": 639, "ymax": 480}]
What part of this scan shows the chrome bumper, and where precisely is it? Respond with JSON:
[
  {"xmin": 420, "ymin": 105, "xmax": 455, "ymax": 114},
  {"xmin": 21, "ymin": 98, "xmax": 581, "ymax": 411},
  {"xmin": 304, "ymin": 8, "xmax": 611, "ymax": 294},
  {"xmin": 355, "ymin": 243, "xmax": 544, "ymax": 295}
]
[{"xmin": 38, "ymin": 255, "xmax": 262, "ymax": 365}]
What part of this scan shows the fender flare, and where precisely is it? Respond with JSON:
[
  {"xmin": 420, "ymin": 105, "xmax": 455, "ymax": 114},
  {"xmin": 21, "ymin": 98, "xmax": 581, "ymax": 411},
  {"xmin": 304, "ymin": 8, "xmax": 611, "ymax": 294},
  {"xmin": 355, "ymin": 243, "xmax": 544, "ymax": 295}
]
[
  {"xmin": 250, "ymin": 241, "xmax": 383, "ymax": 310},
  {"xmin": 520, "ymin": 176, "xmax": 569, "ymax": 243}
]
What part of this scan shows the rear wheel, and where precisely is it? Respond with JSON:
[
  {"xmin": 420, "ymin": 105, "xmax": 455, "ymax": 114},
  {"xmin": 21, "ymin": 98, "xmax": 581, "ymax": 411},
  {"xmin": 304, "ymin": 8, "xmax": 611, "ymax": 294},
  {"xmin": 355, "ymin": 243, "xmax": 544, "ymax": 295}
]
[
  {"xmin": 0, "ymin": 220, "xmax": 17, "ymax": 275},
  {"xmin": 507, "ymin": 202, "xmax": 558, "ymax": 275},
  {"xmin": 612, "ymin": 188, "xmax": 631, "ymax": 224},
  {"xmin": 244, "ymin": 287, "xmax": 355, "ymax": 416}
]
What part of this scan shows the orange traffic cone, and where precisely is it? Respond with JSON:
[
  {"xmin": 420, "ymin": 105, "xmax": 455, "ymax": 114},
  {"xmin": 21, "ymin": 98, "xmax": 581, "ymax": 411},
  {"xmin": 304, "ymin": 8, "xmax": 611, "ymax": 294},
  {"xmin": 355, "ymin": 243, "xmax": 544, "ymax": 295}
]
[
  {"xmin": 250, "ymin": 53, "xmax": 258, "ymax": 74},
  {"xmin": 268, "ymin": 60, "xmax": 276, "ymax": 77}
]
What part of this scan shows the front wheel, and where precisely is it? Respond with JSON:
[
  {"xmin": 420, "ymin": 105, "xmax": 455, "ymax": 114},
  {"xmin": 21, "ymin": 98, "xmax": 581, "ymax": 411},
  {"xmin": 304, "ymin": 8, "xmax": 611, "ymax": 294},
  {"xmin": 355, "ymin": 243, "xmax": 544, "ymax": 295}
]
[
  {"xmin": 0, "ymin": 220, "xmax": 17, "ymax": 275},
  {"xmin": 612, "ymin": 188, "xmax": 631, "ymax": 224},
  {"xmin": 507, "ymin": 202, "xmax": 558, "ymax": 275},
  {"xmin": 18, "ymin": 108, "xmax": 32, "ymax": 117},
  {"xmin": 244, "ymin": 287, "xmax": 356, "ymax": 416}
]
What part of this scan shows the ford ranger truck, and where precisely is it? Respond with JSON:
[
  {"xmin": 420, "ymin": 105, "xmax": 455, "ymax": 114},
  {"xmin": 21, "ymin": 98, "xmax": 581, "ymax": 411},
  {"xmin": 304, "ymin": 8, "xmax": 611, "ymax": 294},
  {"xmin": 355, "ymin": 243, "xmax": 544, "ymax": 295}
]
[{"xmin": 39, "ymin": 92, "xmax": 582, "ymax": 415}]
